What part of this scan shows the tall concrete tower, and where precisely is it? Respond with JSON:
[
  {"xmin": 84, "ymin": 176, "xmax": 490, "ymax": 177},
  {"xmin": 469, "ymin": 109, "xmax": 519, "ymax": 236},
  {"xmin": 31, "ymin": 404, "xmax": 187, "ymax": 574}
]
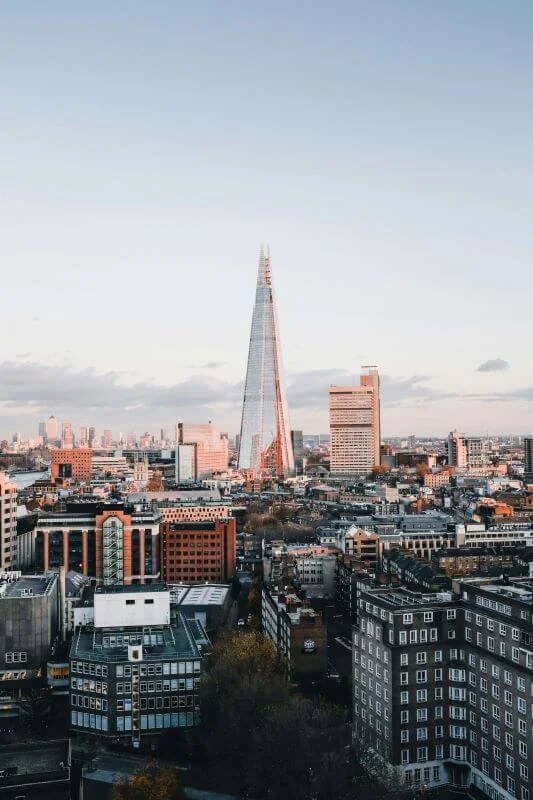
[{"xmin": 238, "ymin": 247, "xmax": 294, "ymax": 478}]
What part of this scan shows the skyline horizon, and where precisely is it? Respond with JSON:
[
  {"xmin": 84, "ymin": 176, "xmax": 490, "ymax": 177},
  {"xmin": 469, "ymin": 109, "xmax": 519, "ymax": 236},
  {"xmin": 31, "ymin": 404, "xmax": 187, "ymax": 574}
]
[{"xmin": 3, "ymin": 4, "xmax": 533, "ymax": 439}]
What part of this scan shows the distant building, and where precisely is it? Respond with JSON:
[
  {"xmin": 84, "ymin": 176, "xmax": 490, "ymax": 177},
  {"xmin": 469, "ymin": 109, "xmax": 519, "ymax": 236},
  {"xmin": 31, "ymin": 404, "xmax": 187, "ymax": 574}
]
[
  {"xmin": 329, "ymin": 368, "xmax": 381, "ymax": 475},
  {"xmin": 45, "ymin": 415, "xmax": 59, "ymax": 445},
  {"xmin": 69, "ymin": 584, "xmax": 208, "ymax": 745},
  {"xmin": 175, "ymin": 443, "xmax": 197, "ymax": 483},
  {"xmin": 177, "ymin": 422, "xmax": 228, "ymax": 477},
  {"xmin": 0, "ymin": 472, "xmax": 18, "ymax": 570},
  {"xmin": 160, "ymin": 518, "xmax": 236, "ymax": 584},
  {"xmin": 524, "ymin": 438, "xmax": 533, "ymax": 482},
  {"xmin": 448, "ymin": 430, "xmax": 486, "ymax": 469},
  {"xmin": 61, "ymin": 420, "xmax": 74, "ymax": 450},
  {"xmin": 51, "ymin": 448, "xmax": 93, "ymax": 482},
  {"xmin": 102, "ymin": 429, "xmax": 112, "ymax": 449},
  {"xmin": 291, "ymin": 429, "xmax": 304, "ymax": 474}
]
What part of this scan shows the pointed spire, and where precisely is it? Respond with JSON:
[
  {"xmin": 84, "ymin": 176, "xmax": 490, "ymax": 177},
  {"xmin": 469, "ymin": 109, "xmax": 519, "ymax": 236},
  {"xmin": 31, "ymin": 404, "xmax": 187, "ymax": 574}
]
[{"xmin": 257, "ymin": 244, "xmax": 272, "ymax": 287}]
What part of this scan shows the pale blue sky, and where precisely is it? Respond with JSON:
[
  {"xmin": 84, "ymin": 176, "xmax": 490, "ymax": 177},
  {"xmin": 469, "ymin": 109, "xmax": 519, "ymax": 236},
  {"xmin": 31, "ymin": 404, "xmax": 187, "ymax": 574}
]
[{"xmin": 1, "ymin": 1, "xmax": 532, "ymax": 437}]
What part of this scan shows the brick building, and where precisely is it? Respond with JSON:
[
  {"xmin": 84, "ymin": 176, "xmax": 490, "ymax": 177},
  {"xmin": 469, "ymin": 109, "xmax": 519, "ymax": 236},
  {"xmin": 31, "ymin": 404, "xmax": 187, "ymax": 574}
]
[
  {"xmin": 51, "ymin": 448, "xmax": 93, "ymax": 481},
  {"xmin": 160, "ymin": 518, "xmax": 236, "ymax": 584},
  {"xmin": 34, "ymin": 502, "xmax": 161, "ymax": 584}
]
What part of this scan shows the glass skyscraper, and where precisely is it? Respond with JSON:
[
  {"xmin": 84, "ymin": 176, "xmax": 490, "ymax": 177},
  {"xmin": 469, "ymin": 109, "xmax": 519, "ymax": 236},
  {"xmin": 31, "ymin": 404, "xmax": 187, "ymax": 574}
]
[{"xmin": 238, "ymin": 247, "xmax": 294, "ymax": 478}]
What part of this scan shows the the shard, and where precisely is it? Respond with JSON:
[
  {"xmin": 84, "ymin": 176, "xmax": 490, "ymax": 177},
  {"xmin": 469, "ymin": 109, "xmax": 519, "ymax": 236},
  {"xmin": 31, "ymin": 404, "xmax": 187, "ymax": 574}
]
[{"xmin": 238, "ymin": 247, "xmax": 295, "ymax": 478}]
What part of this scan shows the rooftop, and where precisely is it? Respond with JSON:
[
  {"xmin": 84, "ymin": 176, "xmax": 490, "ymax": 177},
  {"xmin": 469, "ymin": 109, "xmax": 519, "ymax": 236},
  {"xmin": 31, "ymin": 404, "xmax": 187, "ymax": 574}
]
[
  {"xmin": 360, "ymin": 585, "xmax": 454, "ymax": 609},
  {"xmin": 71, "ymin": 612, "xmax": 207, "ymax": 662},
  {"xmin": 0, "ymin": 574, "xmax": 56, "ymax": 599},
  {"xmin": 169, "ymin": 584, "xmax": 230, "ymax": 607},
  {"xmin": 95, "ymin": 582, "xmax": 168, "ymax": 595}
]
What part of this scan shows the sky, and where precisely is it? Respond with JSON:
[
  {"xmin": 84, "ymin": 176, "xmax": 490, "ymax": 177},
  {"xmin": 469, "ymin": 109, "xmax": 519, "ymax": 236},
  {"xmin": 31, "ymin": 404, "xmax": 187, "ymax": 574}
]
[{"xmin": 1, "ymin": 1, "xmax": 533, "ymax": 438}]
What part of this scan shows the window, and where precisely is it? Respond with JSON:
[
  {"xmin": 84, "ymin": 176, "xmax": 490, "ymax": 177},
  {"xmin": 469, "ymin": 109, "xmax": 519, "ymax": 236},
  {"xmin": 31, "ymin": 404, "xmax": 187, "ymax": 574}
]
[
  {"xmin": 401, "ymin": 691, "xmax": 409, "ymax": 705},
  {"xmin": 416, "ymin": 670, "xmax": 427, "ymax": 684},
  {"xmin": 424, "ymin": 611, "xmax": 433, "ymax": 622},
  {"xmin": 434, "ymin": 650, "xmax": 442, "ymax": 663},
  {"xmin": 401, "ymin": 749, "xmax": 409, "ymax": 764},
  {"xmin": 400, "ymin": 653, "xmax": 408, "ymax": 666},
  {"xmin": 401, "ymin": 710, "xmax": 409, "ymax": 723},
  {"xmin": 401, "ymin": 730, "xmax": 409, "ymax": 742},
  {"xmin": 399, "ymin": 631, "xmax": 407, "ymax": 645},
  {"xmin": 447, "ymin": 609, "xmax": 456, "ymax": 620},
  {"xmin": 416, "ymin": 652, "xmax": 427, "ymax": 664},
  {"xmin": 403, "ymin": 613, "xmax": 413, "ymax": 624}
]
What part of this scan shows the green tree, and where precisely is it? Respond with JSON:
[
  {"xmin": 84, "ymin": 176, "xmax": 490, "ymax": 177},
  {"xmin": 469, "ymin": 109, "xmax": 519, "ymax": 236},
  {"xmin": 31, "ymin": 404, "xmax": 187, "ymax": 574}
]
[{"xmin": 112, "ymin": 764, "xmax": 183, "ymax": 800}]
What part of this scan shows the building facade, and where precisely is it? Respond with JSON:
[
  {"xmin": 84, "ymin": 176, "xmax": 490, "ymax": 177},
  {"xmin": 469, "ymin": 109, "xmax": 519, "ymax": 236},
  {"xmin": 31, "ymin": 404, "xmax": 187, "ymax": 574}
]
[
  {"xmin": 69, "ymin": 585, "xmax": 207, "ymax": 745},
  {"xmin": 354, "ymin": 578, "xmax": 533, "ymax": 800},
  {"xmin": 0, "ymin": 573, "xmax": 58, "ymax": 717},
  {"xmin": 160, "ymin": 518, "xmax": 236, "ymax": 584},
  {"xmin": 34, "ymin": 502, "xmax": 161, "ymax": 584},
  {"xmin": 262, "ymin": 585, "xmax": 327, "ymax": 681},
  {"xmin": 176, "ymin": 423, "xmax": 228, "ymax": 477},
  {"xmin": 329, "ymin": 369, "xmax": 381, "ymax": 475},
  {"xmin": 0, "ymin": 472, "xmax": 18, "ymax": 570},
  {"xmin": 51, "ymin": 448, "xmax": 93, "ymax": 482}
]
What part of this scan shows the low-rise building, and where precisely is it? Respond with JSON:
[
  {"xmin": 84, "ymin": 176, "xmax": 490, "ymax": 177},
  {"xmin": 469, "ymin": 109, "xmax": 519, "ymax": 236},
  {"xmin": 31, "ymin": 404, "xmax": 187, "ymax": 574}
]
[
  {"xmin": 262, "ymin": 585, "xmax": 327, "ymax": 681},
  {"xmin": 0, "ymin": 572, "xmax": 58, "ymax": 717},
  {"xmin": 69, "ymin": 584, "xmax": 208, "ymax": 746}
]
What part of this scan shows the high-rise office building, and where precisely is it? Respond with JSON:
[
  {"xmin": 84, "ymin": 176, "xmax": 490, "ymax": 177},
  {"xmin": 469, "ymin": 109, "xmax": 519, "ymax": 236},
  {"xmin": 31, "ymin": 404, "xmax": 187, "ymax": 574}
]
[
  {"xmin": 38, "ymin": 421, "xmax": 46, "ymax": 440},
  {"xmin": 524, "ymin": 438, "xmax": 533, "ymax": 481},
  {"xmin": 329, "ymin": 368, "xmax": 381, "ymax": 475},
  {"xmin": 0, "ymin": 472, "xmax": 18, "ymax": 570},
  {"xmin": 238, "ymin": 247, "xmax": 294, "ymax": 478},
  {"xmin": 291, "ymin": 430, "xmax": 304, "ymax": 475},
  {"xmin": 88, "ymin": 427, "xmax": 96, "ymax": 448},
  {"xmin": 79, "ymin": 426, "xmax": 88, "ymax": 447},
  {"xmin": 45, "ymin": 415, "xmax": 58, "ymax": 445},
  {"xmin": 102, "ymin": 429, "xmax": 112, "ymax": 449},
  {"xmin": 61, "ymin": 420, "xmax": 74, "ymax": 450}
]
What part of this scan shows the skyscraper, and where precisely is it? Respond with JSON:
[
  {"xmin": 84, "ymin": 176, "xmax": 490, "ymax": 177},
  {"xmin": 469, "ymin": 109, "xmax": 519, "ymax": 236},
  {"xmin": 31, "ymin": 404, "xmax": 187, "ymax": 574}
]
[
  {"xmin": 45, "ymin": 415, "xmax": 58, "ymax": 445},
  {"xmin": 329, "ymin": 368, "xmax": 381, "ymax": 475},
  {"xmin": 238, "ymin": 247, "xmax": 294, "ymax": 478},
  {"xmin": 61, "ymin": 420, "xmax": 74, "ymax": 449}
]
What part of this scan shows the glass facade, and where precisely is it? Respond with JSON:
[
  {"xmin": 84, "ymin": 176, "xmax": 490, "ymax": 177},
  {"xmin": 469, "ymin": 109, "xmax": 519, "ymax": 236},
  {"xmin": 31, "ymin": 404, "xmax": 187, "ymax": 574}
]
[{"xmin": 238, "ymin": 247, "xmax": 294, "ymax": 477}]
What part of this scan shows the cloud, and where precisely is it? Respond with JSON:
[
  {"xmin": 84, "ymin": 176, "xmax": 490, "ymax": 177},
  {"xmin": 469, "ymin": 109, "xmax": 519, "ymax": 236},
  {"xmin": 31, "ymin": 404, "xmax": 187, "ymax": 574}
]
[
  {"xmin": 476, "ymin": 358, "xmax": 510, "ymax": 373},
  {"xmin": 0, "ymin": 360, "xmax": 241, "ymax": 416},
  {"xmin": 287, "ymin": 370, "xmax": 455, "ymax": 409},
  {"xmin": 186, "ymin": 361, "xmax": 226, "ymax": 369}
]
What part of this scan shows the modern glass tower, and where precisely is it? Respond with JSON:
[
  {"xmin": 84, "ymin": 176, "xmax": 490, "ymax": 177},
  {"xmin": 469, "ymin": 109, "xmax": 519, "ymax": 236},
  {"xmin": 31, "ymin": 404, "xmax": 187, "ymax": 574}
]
[{"xmin": 238, "ymin": 247, "xmax": 294, "ymax": 478}]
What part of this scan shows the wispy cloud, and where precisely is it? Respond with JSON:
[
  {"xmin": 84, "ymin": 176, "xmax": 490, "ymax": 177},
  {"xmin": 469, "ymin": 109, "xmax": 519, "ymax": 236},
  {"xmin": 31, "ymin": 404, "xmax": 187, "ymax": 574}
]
[
  {"xmin": 476, "ymin": 358, "xmax": 510, "ymax": 373},
  {"xmin": 186, "ymin": 361, "xmax": 226, "ymax": 369}
]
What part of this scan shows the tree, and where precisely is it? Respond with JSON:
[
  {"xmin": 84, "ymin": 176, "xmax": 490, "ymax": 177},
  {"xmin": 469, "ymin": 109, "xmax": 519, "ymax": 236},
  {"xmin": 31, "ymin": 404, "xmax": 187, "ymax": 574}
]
[
  {"xmin": 112, "ymin": 764, "xmax": 183, "ymax": 800},
  {"xmin": 198, "ymin": 632, "xmax": 288, "ymax": 793}
]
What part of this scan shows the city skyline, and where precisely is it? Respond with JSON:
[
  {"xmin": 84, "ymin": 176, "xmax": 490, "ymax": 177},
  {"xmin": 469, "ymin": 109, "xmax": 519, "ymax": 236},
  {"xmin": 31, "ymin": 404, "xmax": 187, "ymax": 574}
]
[{"xmin": 2, "ymin": 3, "xmax": 533, "ymax": 436}]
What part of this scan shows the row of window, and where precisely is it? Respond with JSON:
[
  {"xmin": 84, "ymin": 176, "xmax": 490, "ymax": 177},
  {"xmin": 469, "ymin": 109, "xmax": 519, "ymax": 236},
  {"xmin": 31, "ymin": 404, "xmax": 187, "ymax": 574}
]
[
  {"xmin": 5, "ymin": 652, "xmax": 27, "ymax": 664},
  {"xmin": 72, "ymin": 695, "xmax": 108, "ymax": 710},
  {"xmin": 71, "ymin": 678, "xmax": 108, "ymax": 693}
]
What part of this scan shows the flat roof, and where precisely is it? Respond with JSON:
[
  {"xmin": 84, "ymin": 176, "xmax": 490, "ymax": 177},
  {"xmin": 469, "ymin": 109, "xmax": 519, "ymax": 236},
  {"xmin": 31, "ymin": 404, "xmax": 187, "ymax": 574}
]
[
  {"xmin": 175, "ymin": 584, "xmax": 230, "ymax": 606},
  {"xmin": 95, "ymin": 582, "xmax": 168, "ymax": 595},
  {"xmin": 1, "ymin": 574, "xmax": 56, "ymax": 598}
]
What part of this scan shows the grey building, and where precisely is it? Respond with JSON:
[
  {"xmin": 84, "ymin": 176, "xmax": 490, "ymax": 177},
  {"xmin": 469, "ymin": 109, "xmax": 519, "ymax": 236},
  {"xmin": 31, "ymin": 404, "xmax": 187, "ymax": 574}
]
[
  {"xmin": 354, "ymin": 578, "xmax": 533, "ymax": 800},
  {"xmin": 69, "ymin": 583, "xmax": 209, "ymax": 747},
  {"xmin": 525, "ymin": 439, "xmax": 533, "ymax": 482},
  {"xmin": 0, "ymin": 573, "xmax": 58, "ymax": 717}
]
